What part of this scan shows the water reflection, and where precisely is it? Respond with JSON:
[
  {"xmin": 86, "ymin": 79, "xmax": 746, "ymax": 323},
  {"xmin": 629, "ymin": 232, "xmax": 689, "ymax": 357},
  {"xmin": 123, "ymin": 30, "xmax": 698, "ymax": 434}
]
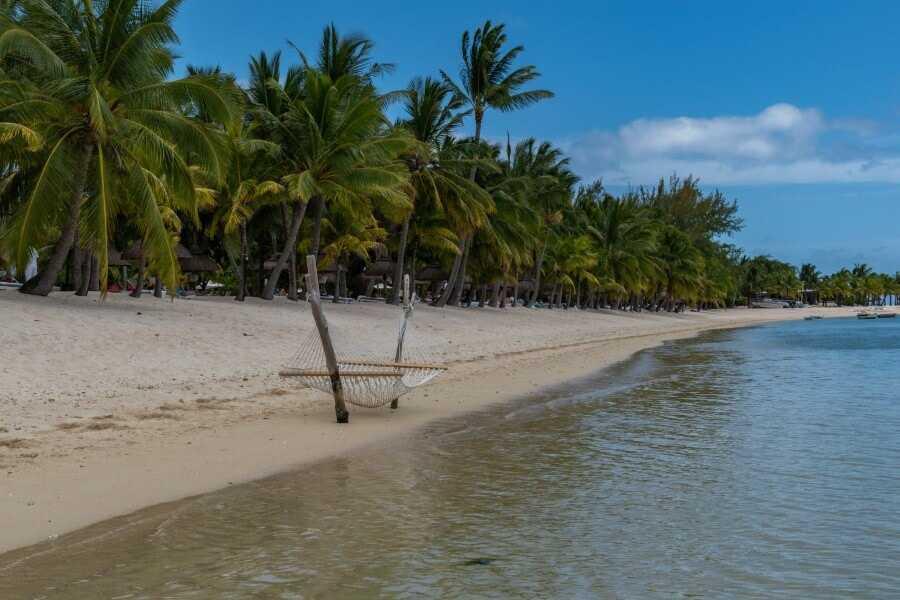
[{"xmin": 2, "ymin": 318, "xmax": 899, "ymax": 598}]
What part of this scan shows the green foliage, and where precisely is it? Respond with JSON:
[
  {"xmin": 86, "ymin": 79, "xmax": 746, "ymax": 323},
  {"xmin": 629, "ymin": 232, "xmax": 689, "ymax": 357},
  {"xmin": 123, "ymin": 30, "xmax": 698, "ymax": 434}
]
[
  {"xmin": 0, "ymin": 0, "xmax": 239, "ymax": 295},
  {"xmin": 5, "ymin": 11, "xmax": 877, "ymax": 313}
]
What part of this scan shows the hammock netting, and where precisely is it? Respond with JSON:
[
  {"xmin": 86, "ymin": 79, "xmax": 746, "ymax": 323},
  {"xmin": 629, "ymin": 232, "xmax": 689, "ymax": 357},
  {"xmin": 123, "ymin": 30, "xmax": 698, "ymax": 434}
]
[{"xmin": 282, "ymin": 304, "xmax": 446, "ymax": 408}]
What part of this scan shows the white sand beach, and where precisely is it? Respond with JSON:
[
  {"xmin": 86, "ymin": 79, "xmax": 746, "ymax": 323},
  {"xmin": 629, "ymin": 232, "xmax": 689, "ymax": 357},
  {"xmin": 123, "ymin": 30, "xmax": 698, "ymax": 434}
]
[{"xmin": 0, "ymin": 290, "xmax": 857, "ymax": 554}]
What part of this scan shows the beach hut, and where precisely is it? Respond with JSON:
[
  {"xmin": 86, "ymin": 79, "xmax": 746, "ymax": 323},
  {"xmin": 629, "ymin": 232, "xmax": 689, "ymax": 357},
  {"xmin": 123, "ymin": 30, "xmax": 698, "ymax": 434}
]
[
  {"xmin": 179, "ymin": 253, "xmax": 220, "ymax": 293},
  {"xmin": 178, "ymin": 254, "xmax": 219, "ymax": 275},
  {"xmin": 360, "ymin": 257, "xmax": 395, "ymax": 297},
  {"xmin": 106, "ymin": 247, "xmax": 132, "ymax": 292},
  {"xmin": 123, "ymin": 243, "xmax": 192, "ymax": 296}
]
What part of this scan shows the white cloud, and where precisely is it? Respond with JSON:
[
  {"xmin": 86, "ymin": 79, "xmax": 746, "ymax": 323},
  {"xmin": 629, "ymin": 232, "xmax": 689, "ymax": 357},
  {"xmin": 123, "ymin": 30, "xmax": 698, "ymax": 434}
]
[{"xmin": 561, "ymin": 103, "xmax": 900, "ymax": 185}]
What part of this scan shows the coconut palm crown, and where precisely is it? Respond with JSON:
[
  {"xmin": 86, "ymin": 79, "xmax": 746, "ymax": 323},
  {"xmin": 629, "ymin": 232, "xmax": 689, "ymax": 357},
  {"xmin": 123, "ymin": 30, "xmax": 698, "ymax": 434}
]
[{"xmin": 0, "ymin": 0, "xmax": 240, "ymax": 296}]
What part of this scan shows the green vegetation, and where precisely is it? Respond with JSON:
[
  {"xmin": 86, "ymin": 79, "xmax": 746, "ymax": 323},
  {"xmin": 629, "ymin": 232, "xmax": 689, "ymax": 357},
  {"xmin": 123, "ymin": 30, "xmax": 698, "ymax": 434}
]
[{"xmin": 1, "ymin": 2, "xmax": 895, "ymax": 309}]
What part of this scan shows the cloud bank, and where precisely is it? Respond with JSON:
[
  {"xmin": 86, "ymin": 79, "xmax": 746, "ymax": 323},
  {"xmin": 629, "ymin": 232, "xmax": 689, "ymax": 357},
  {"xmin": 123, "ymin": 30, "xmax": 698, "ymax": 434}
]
[{"xmin": 562, "ymin": 103, "xmax": 900, "ymax": 186}]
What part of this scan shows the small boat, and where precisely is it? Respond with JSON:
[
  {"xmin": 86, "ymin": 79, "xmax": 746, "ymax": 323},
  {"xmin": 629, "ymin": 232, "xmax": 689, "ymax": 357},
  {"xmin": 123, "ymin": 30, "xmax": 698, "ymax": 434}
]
[
  {"xmin": 876, "ymin": 312, "xmax": 896, "ymax": 319},
  {"xmin": 804, "ymin": 315, "xmax": 823, "ymax": 321},
  {"xmin": 857, "ymin": 312, "xmax": 877, "ymax": 320}
]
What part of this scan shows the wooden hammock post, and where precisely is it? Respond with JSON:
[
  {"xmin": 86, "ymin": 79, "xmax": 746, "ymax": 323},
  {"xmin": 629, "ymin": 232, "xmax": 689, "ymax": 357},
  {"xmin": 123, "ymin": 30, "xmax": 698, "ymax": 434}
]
[
  {"xmin": 390, "ymin": 274, "xmax": 412, "ymax": 410},
  {"xmin": 305, "ymin": 254, "xmax": 349, "ymax": 423}
]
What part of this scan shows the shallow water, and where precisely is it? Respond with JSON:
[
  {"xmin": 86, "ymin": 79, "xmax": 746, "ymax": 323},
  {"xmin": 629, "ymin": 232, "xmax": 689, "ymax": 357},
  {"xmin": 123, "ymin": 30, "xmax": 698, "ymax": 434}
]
[{"xmin": 2, "ymin": 317, "xmax": 899, "ymax": 598}]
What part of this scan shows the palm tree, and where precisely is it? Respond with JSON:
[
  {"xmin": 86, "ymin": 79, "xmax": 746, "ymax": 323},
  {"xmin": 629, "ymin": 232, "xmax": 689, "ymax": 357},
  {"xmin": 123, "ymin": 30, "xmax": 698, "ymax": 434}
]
[
  {"xmin": 0, "ymin": 0, "xmax": 239, "ymax": 296},
  {"xmin": 392, "ymin": 77, "xmax": 490, "ymax": 304},
  {"xmin": 583, "ymin": 193, "xmax": 659, "ymax": 308},
  {"xmin": 656, "ymin": 226, "xmax": 704, "ymax": 310},
  {"xmin": 799, "ymin": 262, "xmax": 820, "ymax": 303},
  {"xmin": 499, "ymin": 139, "xmax": 576, "ymax": 307},
  {"xmin": 437, "ymin": 20, "xmax": 553, "ymax": 306},
  {"xmin": 210, "ymin": 122, "xmax": 284, "ymax": 301},
  {"xmin": 320, "ymin": 208, "xmax": 386, "ymax": 301},
  {"xmin": 259, "ymin": 69, "xmax": 409, "ymax": 300},
  {"xmin": 0, "ymin": 0, "xmax": 237, "ymax": 295},
  {"xmin": 296, "ymin": 23, "xmax": 393, "ymax": 83}
]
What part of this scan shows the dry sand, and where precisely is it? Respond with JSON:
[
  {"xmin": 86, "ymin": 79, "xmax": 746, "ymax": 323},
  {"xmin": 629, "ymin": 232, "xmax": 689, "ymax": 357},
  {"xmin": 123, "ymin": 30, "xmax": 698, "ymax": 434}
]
[{"xmin": 0, "ymin": 289, "xmax": 858, "ymax": 554}]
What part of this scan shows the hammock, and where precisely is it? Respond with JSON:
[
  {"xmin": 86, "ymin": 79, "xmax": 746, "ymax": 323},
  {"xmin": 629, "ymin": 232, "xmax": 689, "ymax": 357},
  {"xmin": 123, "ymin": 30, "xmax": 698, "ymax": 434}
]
[{"xmin": 280, "ymin": 256, "xmax": 447, "ymax": 420}]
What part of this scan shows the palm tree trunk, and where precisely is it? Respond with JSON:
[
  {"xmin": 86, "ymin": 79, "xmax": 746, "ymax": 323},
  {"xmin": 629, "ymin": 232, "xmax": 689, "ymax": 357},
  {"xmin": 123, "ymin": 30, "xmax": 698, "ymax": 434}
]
[
  {"xmin": 262, "ymin": 201, "xmax": 308, "ymax": 301},
  {"xmin": 527, "ymin": 240, "xmax": 547, "ymax": 307},
  {"xmin": 76, "ymin": 250, "xmax": 91, "ymax": 296},
  {"xmin": 408, "ymin": 253, "xmax": 418, "ymax": 302},
  {"xmin": 21, "ymin": 143, "xmax": 94, "ymax": 296},
  {"xmin": 489, "ymin": 281, "xmax": 501, "ymax": 307},
  {"xmin": 131, "ymin": 256, "xmax": 145, "ymax": 298},
  {"xmin": 153, "ymin": 276, "xmax": 163, "ymax": 298},
  {"xmin": 71, "ymin": 232, "xmax": 83, "ymax": 292},
  {"xmin": 498, "ymin": 284, "xmax": 508, "ymax": 308},
  {"xmin": 389, "ymin": 213, "xmax": 411, "ymax": 305},
  {"xmin": 89, "ymin": 254, "xmax": 99, "ymax": 291},
  {"xmin": 438, "ymin": 113, "xmax": 484, "ymax": 308},
  {"xmin": 333, "ymin": 255, "xmax": 345, "ymax": 303},
  {"xmin": 236, "ymin": 222, "xmax": 248, "ymax": 301},
  {"xmin": 280, "ymin": 204, "xmax": 298, "ymax": 301},
  {"xmin": 309, "ymin": 197, "xmax": 324, "ymax": 258},
  {"xmin": 449, "ymin": 236, "xmax": 472, "ymax": 306},
  {"xmin": 434, "ymin": 239, "xmax": 465, "ymax": 307},
  {"xmin": 287, "ymin": 249, "xmax": 298, "ymax": 300},
  {"xmin": 513, "ymin": 273, "xmax": 519, "ymax": 307}
]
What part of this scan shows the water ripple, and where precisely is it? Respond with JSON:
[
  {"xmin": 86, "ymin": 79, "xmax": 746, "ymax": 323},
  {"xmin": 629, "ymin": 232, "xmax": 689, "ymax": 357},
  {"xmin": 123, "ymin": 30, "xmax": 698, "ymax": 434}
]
[{"xmin": 2, "ymin": 317, "xmax": 899, "ymax": 598}]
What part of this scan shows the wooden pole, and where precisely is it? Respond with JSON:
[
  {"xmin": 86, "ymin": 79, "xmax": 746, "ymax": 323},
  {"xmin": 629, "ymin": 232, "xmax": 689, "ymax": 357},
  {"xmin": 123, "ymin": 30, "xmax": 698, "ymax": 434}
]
[
  {"xmin": 305, "ymin": 254, "xmax": 349, "ymax": 423},
  {"xmin": 390, "ymin": 274, "xmax": 412, "ymax": 410}
]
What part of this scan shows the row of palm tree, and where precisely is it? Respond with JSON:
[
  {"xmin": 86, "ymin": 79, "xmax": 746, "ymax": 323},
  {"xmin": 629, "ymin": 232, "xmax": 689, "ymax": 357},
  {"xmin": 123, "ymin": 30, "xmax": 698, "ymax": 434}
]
[
  {"xmin": 1, "ymin": 1, "xmax": 856, "ymax": 314},
  {"xmin": 801, "ymin": 263, "xmax": 900, "ymax": 306}
]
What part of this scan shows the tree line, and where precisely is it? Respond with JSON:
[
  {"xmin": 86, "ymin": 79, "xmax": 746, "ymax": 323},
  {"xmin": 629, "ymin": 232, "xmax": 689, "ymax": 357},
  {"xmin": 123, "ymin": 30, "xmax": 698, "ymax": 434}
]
[{"xmin": 1, "ymin": 2, "xmax": 893, "ymax": 311}]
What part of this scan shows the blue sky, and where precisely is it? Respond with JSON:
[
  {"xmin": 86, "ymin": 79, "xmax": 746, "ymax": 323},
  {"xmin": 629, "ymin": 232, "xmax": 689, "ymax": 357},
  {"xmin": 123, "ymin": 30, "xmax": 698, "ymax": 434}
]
[{"xmin": 173, "ymin": 1, "xmax": 900, "ymax": 273}]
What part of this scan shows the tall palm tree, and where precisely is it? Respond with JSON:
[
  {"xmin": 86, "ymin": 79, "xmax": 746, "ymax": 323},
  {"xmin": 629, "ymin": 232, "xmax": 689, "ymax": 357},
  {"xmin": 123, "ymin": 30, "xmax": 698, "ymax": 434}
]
[
  {"xmin": 436, "ymin": 20, "xmax": 553, "ymax": 306},
  {"xmin": 259, "ymin": 69, "xmax": 409, "ymax": 300},
  {"xmin": 297, "ymin": 23, "xmax": 394, "ymax": 83},
  {"xmin": 500, "ymin": 139, "xmax": 576, "ymax": 307},
  {"xmin": 392, "ymin": 77, "xmax": 489, "ymax": 304},
  {"xmin": 296, "ymin": 24, "xmax": 393, "ymax": 260},
  {"xmin": 0, "ymin": 0, "xmax": 238, "ymax": 296}
]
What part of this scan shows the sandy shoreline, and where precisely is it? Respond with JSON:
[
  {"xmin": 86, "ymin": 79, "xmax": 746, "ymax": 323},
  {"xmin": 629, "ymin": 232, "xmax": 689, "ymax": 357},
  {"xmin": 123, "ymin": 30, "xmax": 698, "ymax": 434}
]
[{"xmin": 0, "ymin": 290, "xmax": 859, "ymax": 554}]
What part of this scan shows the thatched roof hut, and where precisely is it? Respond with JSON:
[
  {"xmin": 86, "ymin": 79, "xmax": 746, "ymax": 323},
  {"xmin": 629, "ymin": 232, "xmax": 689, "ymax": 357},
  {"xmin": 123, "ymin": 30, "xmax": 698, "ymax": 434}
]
[
  {"xmin": 179, "ymin": 254, "xmax": 219, "ymax": 273},
  {"xmin": 122, "ymin": 242, "xmax": 191, "ymax": 261},
  {"xmin": 415, "ymin": 266, "xmax": 448, "ymax": 282},
  {"xmin": 107, "ymin": 248, "xmax": 131, "ymax": 267},
  {"xmin": 361, "ymin": 258, "xmax": 394, "ymax": 279}
]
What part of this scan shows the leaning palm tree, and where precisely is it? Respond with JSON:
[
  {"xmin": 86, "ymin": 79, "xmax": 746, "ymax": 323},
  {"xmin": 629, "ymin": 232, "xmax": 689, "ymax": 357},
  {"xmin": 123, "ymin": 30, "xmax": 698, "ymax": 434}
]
[
  {"xmin": 392, "ymin": 77, "xmax": 490, "ymax": 304},
  {"xmin": 0, "ymin": 0, "xmax": 239, "ymax": 296},
  {"xmin": 436, "ymin": 20, "xmax": 553, "ymax": 306},
  {"xmin": 259, "ymin": 69, "xmax": 409, "ymax": 300}
]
